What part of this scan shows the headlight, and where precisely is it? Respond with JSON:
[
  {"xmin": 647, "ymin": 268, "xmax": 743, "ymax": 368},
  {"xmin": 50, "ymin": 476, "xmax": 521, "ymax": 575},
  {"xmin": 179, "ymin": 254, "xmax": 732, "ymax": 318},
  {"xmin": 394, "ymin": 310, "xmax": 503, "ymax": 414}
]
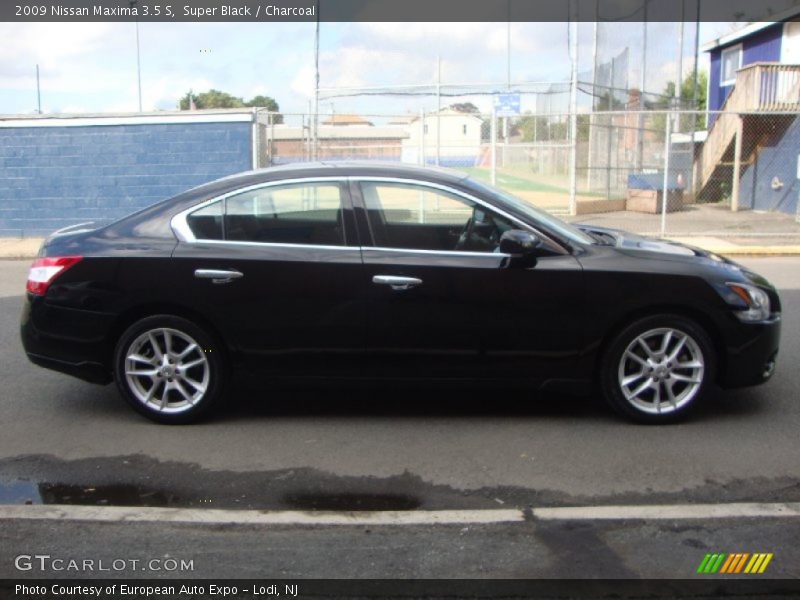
[{"xmin": 726, "ymin": 282, "xmax": 771, "ymax": 322}]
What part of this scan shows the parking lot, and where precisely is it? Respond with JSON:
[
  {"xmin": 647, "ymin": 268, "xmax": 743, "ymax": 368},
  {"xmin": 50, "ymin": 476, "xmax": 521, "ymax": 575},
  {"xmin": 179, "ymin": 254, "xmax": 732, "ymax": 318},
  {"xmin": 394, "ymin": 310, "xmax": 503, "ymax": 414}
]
[{"xmin": 0, "ymin": 257, "xmax": 799, "ymax": 579}]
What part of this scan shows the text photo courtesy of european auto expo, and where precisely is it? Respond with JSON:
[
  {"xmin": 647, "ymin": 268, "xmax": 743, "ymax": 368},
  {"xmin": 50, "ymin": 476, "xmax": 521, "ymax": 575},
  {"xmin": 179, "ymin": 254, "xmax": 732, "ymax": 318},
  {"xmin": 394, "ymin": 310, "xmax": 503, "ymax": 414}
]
[{"xmin": 1, "ymin": 0, "xmax": 800, "ymax": 598}]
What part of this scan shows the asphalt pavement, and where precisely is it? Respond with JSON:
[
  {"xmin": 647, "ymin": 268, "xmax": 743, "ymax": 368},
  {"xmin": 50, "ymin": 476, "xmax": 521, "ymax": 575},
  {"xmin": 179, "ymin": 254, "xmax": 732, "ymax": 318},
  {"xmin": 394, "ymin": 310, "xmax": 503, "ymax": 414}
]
[{"xmin": 0, "ymin": 257, "xmax": 799, "ymax": 582}]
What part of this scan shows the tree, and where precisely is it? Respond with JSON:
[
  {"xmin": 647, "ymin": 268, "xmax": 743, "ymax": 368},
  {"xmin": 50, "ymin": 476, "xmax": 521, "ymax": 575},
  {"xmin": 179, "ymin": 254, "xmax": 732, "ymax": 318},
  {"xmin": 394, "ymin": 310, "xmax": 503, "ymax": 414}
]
[
  {"xmin": 514, "ymin": 112, "xmax": 590, "ymax": 143},
  {"xmin": 447, "ymin": 102, "xmax": 480, "ymax": 114},
  {"xmin": 179, "ymin": 89, "xmax": 283, "ymax": 123},
  {"xmin": 245, "ymin": 95, "xmax": 280, "ymax": 112},
  {"xmin": 651, "ymin": 70, "xmax": 708, "ymax": 132}
]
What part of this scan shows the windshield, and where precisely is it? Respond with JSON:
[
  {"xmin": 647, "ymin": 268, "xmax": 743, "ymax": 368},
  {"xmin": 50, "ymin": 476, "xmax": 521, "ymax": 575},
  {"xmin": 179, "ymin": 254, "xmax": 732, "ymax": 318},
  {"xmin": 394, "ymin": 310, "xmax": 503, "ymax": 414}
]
[{"xmin": 464, "ymin": 178, "xmax": 596, "ymax": 246}]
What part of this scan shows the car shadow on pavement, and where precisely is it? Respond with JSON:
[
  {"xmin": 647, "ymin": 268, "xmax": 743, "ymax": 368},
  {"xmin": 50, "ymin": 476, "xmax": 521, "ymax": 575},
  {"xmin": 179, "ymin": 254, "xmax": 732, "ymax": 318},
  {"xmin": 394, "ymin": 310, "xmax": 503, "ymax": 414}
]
[{"xmin": 224, "ymin": 384, "xmax": 627, "ymax": 422}]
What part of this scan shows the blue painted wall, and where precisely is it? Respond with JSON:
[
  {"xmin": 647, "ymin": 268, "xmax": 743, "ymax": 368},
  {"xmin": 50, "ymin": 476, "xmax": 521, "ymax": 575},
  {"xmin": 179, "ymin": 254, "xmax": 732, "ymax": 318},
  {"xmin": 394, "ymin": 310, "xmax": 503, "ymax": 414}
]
[
  {"xmin": 739, "ymin": 116, "xmax": 800, "ymax": 214},
  {"xmin": 0, "ymin": 121, "xmax": 252, "ymax": 236},
  {"xmin": 708, "ymin": 23, "xmax": 783, "ymax": 118}
]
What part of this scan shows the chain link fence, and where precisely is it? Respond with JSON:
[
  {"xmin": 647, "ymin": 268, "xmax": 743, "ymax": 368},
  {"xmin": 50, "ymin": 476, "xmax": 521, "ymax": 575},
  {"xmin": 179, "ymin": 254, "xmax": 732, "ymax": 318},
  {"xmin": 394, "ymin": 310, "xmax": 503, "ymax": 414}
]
[{"xmin": 255, "ymin": 104, "xmax": 800, "ymax": 242}]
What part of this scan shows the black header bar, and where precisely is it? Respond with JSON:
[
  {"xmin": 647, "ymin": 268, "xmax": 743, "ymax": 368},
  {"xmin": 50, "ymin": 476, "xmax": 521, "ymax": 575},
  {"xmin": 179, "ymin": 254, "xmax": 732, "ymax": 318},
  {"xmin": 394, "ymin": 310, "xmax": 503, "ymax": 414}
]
[{"xmin": 3, "ymin": 0, "xmax": 800, "ymax": 23}]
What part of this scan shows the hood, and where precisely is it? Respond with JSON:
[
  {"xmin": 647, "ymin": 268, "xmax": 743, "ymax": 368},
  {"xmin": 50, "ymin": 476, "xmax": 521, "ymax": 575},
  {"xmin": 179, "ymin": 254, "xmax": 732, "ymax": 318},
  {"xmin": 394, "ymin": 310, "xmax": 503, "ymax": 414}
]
[
  {"xmin": 577, "ymin": 224, "xmax": 714, "ymax": 258},
  {"xmin": 574, "ymin": 223, "xmax": 759, "ymax": 276}
]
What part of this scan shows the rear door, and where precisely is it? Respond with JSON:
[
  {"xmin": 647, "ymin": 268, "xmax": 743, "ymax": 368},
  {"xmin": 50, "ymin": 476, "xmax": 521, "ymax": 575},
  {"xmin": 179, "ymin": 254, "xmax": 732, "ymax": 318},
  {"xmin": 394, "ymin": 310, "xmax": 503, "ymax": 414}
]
[
  {"xmin": 170, "ymin": 177, "xmax": 366, "ymax": 377},
  {"xmin": 352, "ymin": 178, "xmax": 584, "ymax": 383}
]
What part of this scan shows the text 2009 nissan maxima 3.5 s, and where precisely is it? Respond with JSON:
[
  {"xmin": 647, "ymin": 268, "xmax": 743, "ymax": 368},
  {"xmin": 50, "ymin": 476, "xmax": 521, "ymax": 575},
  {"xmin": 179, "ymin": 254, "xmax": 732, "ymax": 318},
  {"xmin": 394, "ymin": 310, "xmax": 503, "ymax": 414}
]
[{"xmin": 21, "ymin": 163, "xmax": 780, "ymax": 424}]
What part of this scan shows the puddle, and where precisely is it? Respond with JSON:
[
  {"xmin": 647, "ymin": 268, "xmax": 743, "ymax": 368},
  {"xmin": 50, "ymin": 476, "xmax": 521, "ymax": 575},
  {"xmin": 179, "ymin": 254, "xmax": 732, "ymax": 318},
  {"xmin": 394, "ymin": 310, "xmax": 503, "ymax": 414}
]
[
  {"xmin": 5, "ymin": 454, "xmax": 800, "ymax": 513},
  {"xmin": 284, "ymin": 492, "xmax": 421, "ymax": 511},
  {"xmin": 0, "ymin": 480, "xmax": 41, "ymax": 505},
  {"xmin": 38, "ymin": 482, "xmax": 180, "ymax": 506},
  {"xmin": 0, "ymin": 480, "xmax": 181, "ymax": 507}
]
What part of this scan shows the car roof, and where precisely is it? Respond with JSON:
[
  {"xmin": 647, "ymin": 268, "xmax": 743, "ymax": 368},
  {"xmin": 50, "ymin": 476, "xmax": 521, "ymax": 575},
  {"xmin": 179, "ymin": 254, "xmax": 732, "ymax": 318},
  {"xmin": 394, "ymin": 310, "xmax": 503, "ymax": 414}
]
[
  {"xmin": 99, "ymin": 162, "xmax": 475, "ymax": 241},
  {"xmin": 197, "ymin": 161, "xmax": 471, "ymax": 191}
]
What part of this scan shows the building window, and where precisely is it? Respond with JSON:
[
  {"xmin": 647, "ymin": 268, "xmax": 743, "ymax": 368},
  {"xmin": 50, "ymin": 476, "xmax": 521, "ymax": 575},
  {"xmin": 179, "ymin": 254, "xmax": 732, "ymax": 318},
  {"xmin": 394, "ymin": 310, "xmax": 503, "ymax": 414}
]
[
  {"xmin": 720, "ymin": 44, "xmax": 742, "ymax": 87},
  {"xmin": 423, "ymin": 124, "xmax": 429, "ymax": 135},
  {"xmin": 462, "ymin": 124, "xmax": 467, "ymax": 135}
]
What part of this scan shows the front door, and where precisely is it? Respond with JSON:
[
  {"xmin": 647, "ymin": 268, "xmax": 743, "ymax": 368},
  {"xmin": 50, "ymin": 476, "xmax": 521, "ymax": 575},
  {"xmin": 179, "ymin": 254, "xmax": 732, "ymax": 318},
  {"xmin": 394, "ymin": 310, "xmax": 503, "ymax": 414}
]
[{"xmin": 353, "ymin": 179, "xmax": 584, "ymax": 383}]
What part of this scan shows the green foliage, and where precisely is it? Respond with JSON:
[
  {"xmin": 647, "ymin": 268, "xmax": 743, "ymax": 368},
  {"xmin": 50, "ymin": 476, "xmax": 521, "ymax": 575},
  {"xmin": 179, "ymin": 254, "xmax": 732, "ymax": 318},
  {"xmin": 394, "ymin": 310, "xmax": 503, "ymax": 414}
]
[
  {"xmin": 448, "ymin": 102, "xmax": 480, "ymax": 114},
  {"xmin": 179, "ymin": 89, "xmax": 283, "ymax": 123},
  {"xmin": 514, "ymin": 113, "xmax": 590, "ymax": 142},
  {"xmin": 651, "ymin": 70, "xmax": 708, "ymax": 132}
]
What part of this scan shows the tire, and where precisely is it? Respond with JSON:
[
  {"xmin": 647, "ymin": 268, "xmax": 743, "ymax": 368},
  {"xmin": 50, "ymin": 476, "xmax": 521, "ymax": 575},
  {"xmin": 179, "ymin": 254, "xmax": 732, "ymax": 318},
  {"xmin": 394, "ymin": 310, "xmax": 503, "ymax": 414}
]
[
  {"xmin": 113, "ymin": 315, "xmax": 226, "ymax": 424},
  {"xmin": 600, "ymin": 314, "xmax": 715, "ymax": 424}
]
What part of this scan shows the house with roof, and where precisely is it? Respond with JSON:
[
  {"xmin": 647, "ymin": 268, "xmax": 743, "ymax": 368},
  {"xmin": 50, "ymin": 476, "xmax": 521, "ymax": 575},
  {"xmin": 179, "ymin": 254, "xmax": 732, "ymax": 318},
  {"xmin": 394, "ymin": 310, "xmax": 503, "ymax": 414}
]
[
  {"xmin": 401, "ymin": 107, "xmax": 484, "ymax": 167},
  {"xmin": 321, "ymin": 113, "xmax": 375, "ymax": 127},
  {"xmin": 695, "ymin": 7, "xmax": 800, "ymax": 214}
]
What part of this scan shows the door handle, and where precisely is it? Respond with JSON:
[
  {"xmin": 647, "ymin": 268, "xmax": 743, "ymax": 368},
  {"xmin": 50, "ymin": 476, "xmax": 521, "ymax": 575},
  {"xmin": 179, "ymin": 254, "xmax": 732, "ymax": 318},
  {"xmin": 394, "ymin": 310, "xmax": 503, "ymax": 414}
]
[
  {"xmin": 194, "ymin": 269, "xmax": 244, "ymax": 284},
  {"xmin": 372, "ymin": 275, "xmax": 423, "ymax": 291}
]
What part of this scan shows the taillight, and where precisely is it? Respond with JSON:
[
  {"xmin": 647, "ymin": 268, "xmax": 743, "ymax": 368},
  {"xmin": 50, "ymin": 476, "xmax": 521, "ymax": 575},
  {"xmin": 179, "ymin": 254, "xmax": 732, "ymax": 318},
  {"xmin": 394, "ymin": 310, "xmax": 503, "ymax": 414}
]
[{"xmin": 26, "ymin": 256, "xmax": 83, "ymax": 296}]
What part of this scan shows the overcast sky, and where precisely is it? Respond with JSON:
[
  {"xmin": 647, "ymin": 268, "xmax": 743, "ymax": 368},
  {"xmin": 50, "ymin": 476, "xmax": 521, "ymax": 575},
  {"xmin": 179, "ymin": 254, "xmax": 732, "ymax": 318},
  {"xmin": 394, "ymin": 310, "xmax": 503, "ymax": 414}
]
[{"xmin": 0, "ymin": 21, "xmax": 739, "ymax": 118}]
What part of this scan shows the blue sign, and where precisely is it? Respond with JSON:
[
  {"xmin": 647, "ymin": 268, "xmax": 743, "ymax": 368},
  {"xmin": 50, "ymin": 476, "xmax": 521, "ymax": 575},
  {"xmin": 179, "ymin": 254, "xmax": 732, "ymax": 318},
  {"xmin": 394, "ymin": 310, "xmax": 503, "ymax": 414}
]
[{"xmin": 494, "ymin": 93, "xmax": 521, "ymax": 117}]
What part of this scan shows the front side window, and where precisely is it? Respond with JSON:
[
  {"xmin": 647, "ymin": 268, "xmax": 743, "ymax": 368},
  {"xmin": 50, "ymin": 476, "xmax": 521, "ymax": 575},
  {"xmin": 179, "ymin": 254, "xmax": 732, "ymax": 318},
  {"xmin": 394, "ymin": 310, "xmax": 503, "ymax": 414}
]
[
  {"xmin": 185, "ymin": 182, "xmax": 346, "ymax": 246},
  {"xmin": 720, "ymin": 45, "xmax": 742, "ymax": 86},
  {"xmin": 361, "ymin": 182, "xmax": 514, "ymax": 253}
]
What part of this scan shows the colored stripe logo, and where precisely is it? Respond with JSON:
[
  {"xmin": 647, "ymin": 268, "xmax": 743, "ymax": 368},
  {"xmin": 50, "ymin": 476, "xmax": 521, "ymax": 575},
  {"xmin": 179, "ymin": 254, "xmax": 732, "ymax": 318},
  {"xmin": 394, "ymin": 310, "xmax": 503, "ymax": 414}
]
[{"xmin": 697, "ymin": 552, "xmax": 773, "ymax": 574}]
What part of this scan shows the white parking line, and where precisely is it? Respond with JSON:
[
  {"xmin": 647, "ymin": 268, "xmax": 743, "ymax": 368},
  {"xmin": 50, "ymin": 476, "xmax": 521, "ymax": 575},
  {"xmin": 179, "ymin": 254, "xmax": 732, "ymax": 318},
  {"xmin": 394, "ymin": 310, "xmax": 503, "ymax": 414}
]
[
  {"xmin": 0, "ymin": 505, "xmax": 524, "ymax": 526},
  {"xmin": 0, "ymin": 502, "xmax": 799, "ymax": 526},
  {"xmin": 533, "ymin": 502, "xmax": 800, "ymax": 521}
]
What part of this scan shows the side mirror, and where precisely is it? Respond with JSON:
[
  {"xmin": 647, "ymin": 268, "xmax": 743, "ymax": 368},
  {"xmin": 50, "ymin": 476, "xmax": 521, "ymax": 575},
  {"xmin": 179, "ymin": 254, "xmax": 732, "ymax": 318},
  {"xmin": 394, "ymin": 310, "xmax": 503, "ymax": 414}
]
[
  {"xmin": 499, "ymin": 230, "xmax": 542, "ymax": 256},
  {"xmin": 499, "ymin": 230, "xmax": 542, "ymax": 268}
]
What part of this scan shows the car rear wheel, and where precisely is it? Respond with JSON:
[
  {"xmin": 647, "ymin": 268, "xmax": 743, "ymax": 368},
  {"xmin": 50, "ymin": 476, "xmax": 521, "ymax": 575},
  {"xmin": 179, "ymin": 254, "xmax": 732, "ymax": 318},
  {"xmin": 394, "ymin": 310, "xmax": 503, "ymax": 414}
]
[
  {"xmin": 601, "ymin": 315, "xmax": 715, "ymax": 424},
  {"xmin": 114, "ymin": 315, "xmax": 226, "ymax": 424}
]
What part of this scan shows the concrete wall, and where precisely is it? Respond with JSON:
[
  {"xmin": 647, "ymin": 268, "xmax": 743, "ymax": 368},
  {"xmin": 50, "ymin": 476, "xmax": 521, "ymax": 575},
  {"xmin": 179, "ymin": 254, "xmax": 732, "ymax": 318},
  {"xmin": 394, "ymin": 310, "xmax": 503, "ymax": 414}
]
[{"xmin": 0, "ymin": 117, "xmax": 252, "ymax": 236}]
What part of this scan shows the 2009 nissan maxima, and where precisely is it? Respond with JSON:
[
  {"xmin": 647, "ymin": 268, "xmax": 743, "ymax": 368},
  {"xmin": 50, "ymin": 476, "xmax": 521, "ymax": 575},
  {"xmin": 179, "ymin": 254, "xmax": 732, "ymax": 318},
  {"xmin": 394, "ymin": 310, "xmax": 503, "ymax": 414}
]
[{"xmin": 21, "ymin": 162, "xmax": 781, "ymax": 424}]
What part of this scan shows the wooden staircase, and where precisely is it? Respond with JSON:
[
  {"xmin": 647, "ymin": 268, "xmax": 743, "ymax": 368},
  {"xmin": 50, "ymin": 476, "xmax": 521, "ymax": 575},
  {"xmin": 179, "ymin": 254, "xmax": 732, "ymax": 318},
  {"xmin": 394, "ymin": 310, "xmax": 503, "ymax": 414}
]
[{"xmin": 696, "ymin": 63, "xmax": 800, "ymax": 201}]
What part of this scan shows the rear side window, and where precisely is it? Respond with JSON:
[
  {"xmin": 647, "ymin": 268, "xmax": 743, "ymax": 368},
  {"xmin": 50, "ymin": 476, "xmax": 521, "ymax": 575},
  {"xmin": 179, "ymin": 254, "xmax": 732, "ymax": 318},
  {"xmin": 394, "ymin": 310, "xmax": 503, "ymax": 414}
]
[
  {"xmin": 186, "ymin": 201, "xmax": 224, "ymax": 240},
  {"xmin": 185, "ymin": 183, "xmax": 346, "ymax": 246}
]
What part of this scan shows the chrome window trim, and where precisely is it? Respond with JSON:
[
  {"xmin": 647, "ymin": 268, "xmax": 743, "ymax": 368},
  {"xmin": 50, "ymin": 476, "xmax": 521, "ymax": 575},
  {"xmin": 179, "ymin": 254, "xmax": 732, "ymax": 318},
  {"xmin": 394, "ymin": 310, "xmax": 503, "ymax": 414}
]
[
  {"xmin": 350, "ymin": 176, "xmax": 568, "ymax": 255},
  {"xmin": 170, "ymin": 176, "xmax": 352, "ymax": 244},
  {"xmin": 180, "ymin": 238, "xmax": 360, "ymax": 252},
  {"xmin": 364, "ymin": 246, "xmax": 510, "ymax": 258},
  {"xmin": 170, "ymin": 173, "xmax": 567, "ymax": 257}
]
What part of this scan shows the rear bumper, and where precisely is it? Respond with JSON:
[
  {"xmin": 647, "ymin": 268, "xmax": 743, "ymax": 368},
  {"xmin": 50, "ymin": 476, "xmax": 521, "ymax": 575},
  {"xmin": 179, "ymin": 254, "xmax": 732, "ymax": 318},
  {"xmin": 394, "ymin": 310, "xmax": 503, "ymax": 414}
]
[
  {"xmin": 718, "ymin": 315, "xmax": 781, "ymax": 389},
  {"xmin": 25, "ymin": 352, "xmax": 111, "ymax": 384},
  {"xmin": 20, "ymin": 294, "xmax": 114, "ymax": 385}
]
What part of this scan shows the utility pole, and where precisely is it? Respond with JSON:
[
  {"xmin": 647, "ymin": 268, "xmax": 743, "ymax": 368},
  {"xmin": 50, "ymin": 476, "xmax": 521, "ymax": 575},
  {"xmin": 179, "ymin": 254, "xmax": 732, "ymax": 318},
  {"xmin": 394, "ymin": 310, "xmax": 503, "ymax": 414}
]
[
  {"xmin": 636, "ymin": 0, "xmax": 647, "ymax": 171},
  {"xmin": 313, "ymin": 1, "xmax": 320, "ymax": 160},
  {"xmin": 586, "ymin": 0, "xmax": 599, "ymax": 190},
  {"xmin": 568, "ymin": 0, "xmax": 579, "ymax": 216},
  {"xmin": 130, "ymin": 0, "xmax": 142, "ymax": 111},
  {"xmin": 691, "ymin": 0, "xmax": 701, "ymax": 124},
  {"xmin": 35, "ymin": 64, "xmax": 41, "ymax": 114},
  {"xmin": 435, "ymin": 55, "xmax": 441, "ymax": 167},
  {"xmin": 504, "ymin": 2, "xmax": 511, "ymax": 145},
  {"xmin": 675, "ymin": 2, "xmax": 685, "ymax": 132}
]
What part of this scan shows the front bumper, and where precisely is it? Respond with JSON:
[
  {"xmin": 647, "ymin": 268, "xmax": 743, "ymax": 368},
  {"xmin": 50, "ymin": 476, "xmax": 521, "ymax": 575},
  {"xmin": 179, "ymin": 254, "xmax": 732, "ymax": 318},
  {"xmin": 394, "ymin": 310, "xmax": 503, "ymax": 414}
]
[{"xmin": 717, "ymin": 315, "xmax": 781, "ymax": 389}]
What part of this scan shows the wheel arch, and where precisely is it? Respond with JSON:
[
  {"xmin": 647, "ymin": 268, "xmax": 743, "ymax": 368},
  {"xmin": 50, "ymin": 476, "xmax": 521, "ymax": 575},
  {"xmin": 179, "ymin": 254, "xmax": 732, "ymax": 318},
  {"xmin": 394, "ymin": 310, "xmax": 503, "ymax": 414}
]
[
  {"xmin": 593, "ymin": 304, "xmax": 725, "ymax": 385},
  {"xmin": 107, "ymin": 303, "xmax": 234, "ymax": 372}
]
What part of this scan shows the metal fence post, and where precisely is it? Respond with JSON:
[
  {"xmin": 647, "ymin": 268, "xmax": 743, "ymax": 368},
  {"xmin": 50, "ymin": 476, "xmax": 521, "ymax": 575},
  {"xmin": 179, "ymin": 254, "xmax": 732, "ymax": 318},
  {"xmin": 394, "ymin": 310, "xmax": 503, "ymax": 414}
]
[
  {"xmin": 661, "ymin": 112, "xmax": 671, "ymax": 237},
  {"xmin": 419, "ymin": 108, "xmax": 426, "ymax": 166},
  {"xmin": 490, "ymin": 107, "xmax": 497, "ymax": 186},
  {"xmin": 731, "ymin": 114, "xmax": 744, "ymax": 212}
]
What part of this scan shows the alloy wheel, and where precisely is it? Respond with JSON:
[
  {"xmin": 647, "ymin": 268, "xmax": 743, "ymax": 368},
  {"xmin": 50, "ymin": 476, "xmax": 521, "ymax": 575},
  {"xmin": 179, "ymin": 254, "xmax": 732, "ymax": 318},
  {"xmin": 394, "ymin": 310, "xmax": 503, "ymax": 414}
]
[
  {"xmin": 124, "ymin": 327, "xmax": 210, "ymax": 414},
  {"xmin": 617, "ymin": 327, "xmax": 705, "ymax": 415}
]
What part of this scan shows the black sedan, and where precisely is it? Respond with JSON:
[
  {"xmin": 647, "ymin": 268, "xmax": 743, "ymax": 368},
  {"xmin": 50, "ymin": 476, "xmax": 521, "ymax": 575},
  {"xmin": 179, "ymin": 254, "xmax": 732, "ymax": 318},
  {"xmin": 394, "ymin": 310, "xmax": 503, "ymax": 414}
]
[{"xmin": 21, "ymin": 163, "xmax": 781, "ymax": 424}]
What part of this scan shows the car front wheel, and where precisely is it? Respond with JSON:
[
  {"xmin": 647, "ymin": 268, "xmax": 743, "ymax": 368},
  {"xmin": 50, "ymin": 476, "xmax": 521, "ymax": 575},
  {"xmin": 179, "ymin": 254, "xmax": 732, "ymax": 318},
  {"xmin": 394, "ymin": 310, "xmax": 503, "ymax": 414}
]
[
  {"xmin": 114, "ymin": 315, "xmax": 226, "ymax": 424},
  {"xmin": 601, "ymin": 315, "xmax": 715, "ymax": 423}
]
